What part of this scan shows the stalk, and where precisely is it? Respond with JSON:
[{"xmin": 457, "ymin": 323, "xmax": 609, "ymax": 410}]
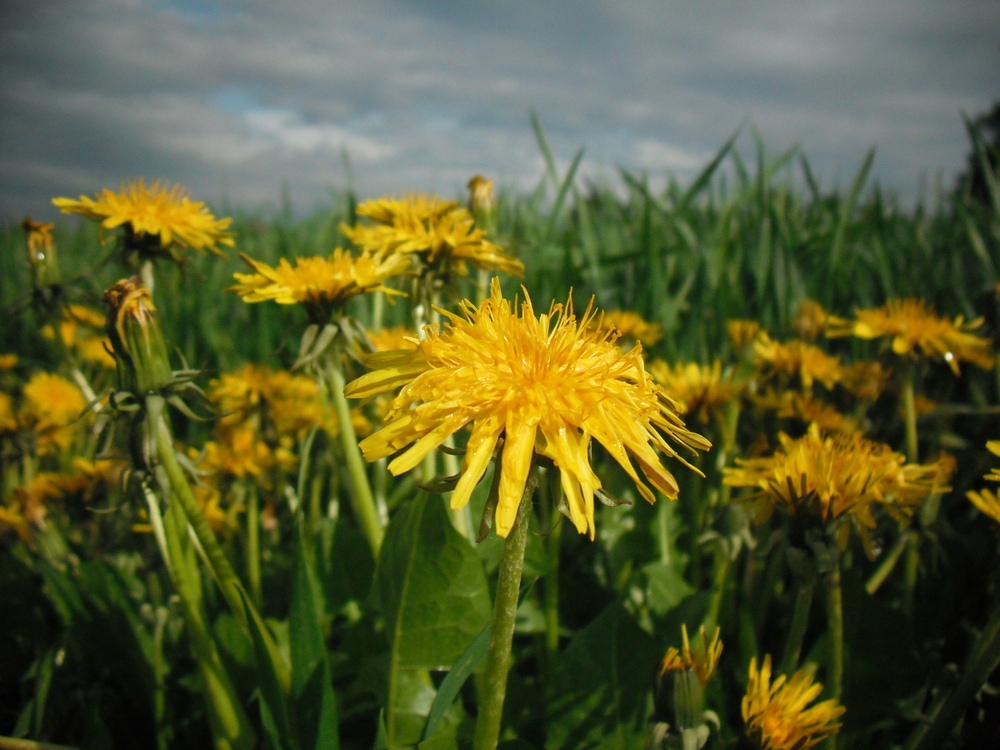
[
  {"xmin": 322, "ymin": 345, "xmax": 384, "ymax": 556},
  {"xmin": 900, "ymin": 367, "xmax": 920, "ymax": 618},
  {"xmin": 245, "ymin": 483, "xmax": 261, "ymax": 610},
  {"xmin": 823, "ymin": 563, "xmax": 844, "ymax": 750},
  {"xmin": 473, "ymin": 470, "xmax": 537, "ymax": 750},
  {"xmin": 780, "ymin": 579, "xmax": 815, "ymax": 675},
  {"xmin": 150, "ymin": 399, "xmax": 291, "ymax": 693},
  {"xmin": 161, "ymin": 490, "xmax": 255, "ymax": 750}
]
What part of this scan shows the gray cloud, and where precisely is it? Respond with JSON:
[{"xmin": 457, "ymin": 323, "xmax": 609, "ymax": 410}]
[{"xmin": 2, "ymin": 0, "xmax": 998, "ymax": 220}]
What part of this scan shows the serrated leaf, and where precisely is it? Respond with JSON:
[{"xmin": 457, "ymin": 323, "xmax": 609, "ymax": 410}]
[{"xmin": 372, "ymin": 493, "xmax": 491, "ymax": 746}]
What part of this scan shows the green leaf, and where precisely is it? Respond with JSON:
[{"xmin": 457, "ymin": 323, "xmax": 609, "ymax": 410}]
[
  {"xmin": 546, "ymin": 601, "xmax": 660, "ymax": 750},
  {"xmin": 239, "ymin": 588, "xmax": 297, "ymax": 750},
  {"xmin": 422, "ymin": 624, "xmax": 491, "ymax": 741},
  {"xmin": 372, "ymin": 493, "xmax": 491, "ymax": 746},
  {"xmin": 290, "ymin": 529, "xmax": 341, "ymax": 750},
  {"xmin": 642, "ymin": 562, "xmax": 696, "ymax": 617}
]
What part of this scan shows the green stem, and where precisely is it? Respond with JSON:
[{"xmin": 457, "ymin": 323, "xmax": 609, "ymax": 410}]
[
  {"xmin": 900, "ymin": 367, "xmax": 920, "ymax": 619},
  {"xmin": 864, "ymin": 530, "xmax": 913, "ymax": 595},
  {"xmin": 906, "ymin": 599, "xmax": 1000, "ymax": 750},
  {"xmin": 901, "ymin": 367, "xmax": 919, "ymax": 463},
  {"xmin": 781, "ymin": 579, "xmax": 815, "ymax": 676},
  {"xmin": 544, "ymin": 513, "xmax": 562, "ymax": 660},
  {"xmin": 324, "ymin": 348, "xmax": 384, "ymax": 556},
  {"xmin": 704, "ymin": 543, "xmax": 731, "ymax": 632},
  {"xmin": 150, "ymin": 399, "xmax": 290, "ymax": 693},
  {"xmin": 473, "ymin": 470, "xmax": 537, "ymax": 750},
  {"xmin": 824, "ymin": 564, "xmax": 844, "ymax": 743},
  {"xmin": 162, "ymin": 490, "xmax": 255, "ymax": 750},
  {"xmin": 246, "ymin": 483, "xmax": 261, "ymax": 611}
]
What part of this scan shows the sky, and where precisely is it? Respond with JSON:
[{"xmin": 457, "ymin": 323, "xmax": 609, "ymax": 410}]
[{"xmin": 2, "ymin": 0, "xmax": 999, "ymax": 220}]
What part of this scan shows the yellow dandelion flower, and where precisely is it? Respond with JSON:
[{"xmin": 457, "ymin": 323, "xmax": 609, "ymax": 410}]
[
  {"xmin": 728, "ymin": 319, "xmax": 763, "ymax": 353},
  {"xmin": 367, "ymin": 326, "xmax": 419, "ymax": 352},
  {"xmin": 597, "ymin": 310, "xmax": 664, "ymax": 347},
  {"xmin": 649, "ymin": 359, "xmax": 744, "ymax": 422},
  {"xmin": 986, "ymin": 441, "xmax": 1000, "ymax": 482},
  {"xmin": 199, "ymin": 426, "xmax": 277, "ymax": 480},
  {"xmin": 0, "ymin": 354, "xmax": 18, "ymax": 371},
  {"xmin": 839, "ymin": 360, "xmax": 891, "ymax": 402},
  {"xmin": 755, "ymin": 390, "xmax": 858, "ymax": 434},
  {"xmin": 659, "ymin": 624, "xmax": 723, "ymax": 687},
  {"xmin": 967, "ymin": 487, "xmax": 1000, "ymax": 524},
  {"xmin": 342, "ymin": 195, "xmax": 523, "ymax": 277},
  {"xmin": 754, "ymin": 334, "xmax": 843, "ymax": 390},
  {"xmin": 829, "ymin": 298, "xmax": 994, "ymax": 375},
  {"xmin": 231, "ymin": 249, "xmax": 410, "ymax": 322},
  {"xmin": 53, "ymin": 179, "xmax": 234, "ymax": 256},
  {"xmin": 793, "ymin": 299, "xmax": 846, "ymax": 341},
  {"xmin": 346, "ymin": 278, "xmax": 710, "ymax": 539},
  {"xmin": 724, "ymin": 425, "xmax": 953, "ymax": 553},
  {"xmin": 0, "ymin": 503, "xmax": 31, "ymax": 542},
  {"xmin": 0, "ymin": 392, "xmax": 16, "ymax": 433},
  {"xmin": 743, "ymin": 655, "xmax": 845, "ymax": 750},
  {"xmin": 21, "ymin": 372, "xmax": 87, "ymax": 435}
]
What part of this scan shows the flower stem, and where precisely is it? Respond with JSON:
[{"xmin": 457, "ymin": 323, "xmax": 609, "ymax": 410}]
[
  {"xmin": 824, "ymin": 561, "xmax": 844, "ymax": 707},
  {"xmin": 324, "ymin": 350, "xmax": 384, "ymax": 556},
  {"xmin": 246, "ymin": 483, "xmax": 262, "ymax": 610},
  {"xmin": 781, "ymin": 578, "xmax": 815, "ymax": 676},
  {"xmin": 900, "ymin": 367, "xmax": 920, "ymax": 619},
  {"xmin": 150, "ymin": 398, "xmax": 291, "ymax": 693},
  {"xmin": 473, "ymin": 469, "xmax": 537, "ymax": 750}
]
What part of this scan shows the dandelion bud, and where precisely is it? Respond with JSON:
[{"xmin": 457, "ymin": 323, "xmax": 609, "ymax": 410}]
[
  {"xmin": 22, "ymin": 217, "xmax": 61, "ymax": 290},
  {"xmin": 467, "ymin": 175, "xmax": 497, "ymax": 228},
  {"xmin": 103, "ymin": 277, "xmax": 172, "ymax": 393}
]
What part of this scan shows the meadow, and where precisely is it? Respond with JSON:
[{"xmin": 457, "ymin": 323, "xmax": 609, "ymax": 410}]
[{"xmin": 1, "ymin": 125, "xmax": 999, "ymax": 750}]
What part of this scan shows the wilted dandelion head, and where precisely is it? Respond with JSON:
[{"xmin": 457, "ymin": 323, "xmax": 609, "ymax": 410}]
[
  {"xmin": 346, "ymin": 278, "xmax": 710, "ymax": 539},
  {"xmin": 53, "ymin": 179, "xmax": 234, "ymax": 257},
  {"xmin": 742, "ymin": 655, "xmax": 845, "ymax": 750}
]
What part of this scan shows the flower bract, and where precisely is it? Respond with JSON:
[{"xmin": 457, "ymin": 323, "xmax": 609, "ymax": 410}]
[{"xmin": 345, "ymin": 278, "xmax": 710, "ymax": 539}]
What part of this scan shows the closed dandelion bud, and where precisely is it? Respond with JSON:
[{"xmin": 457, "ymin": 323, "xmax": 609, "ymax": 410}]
[
  {"xmin": 103, "ymin": 277, "xmax": 172, "ymax": 393},
  {"xmin": 658, "ymin": 625, "xmax": 722, "ymax": 735},
  {"xmin": 22, "ymin": 217, "xmax": 61, "ymax": 290},
  {"xmin": 467, "ymin": 174, "xmax": 497, "ymax": 229}
]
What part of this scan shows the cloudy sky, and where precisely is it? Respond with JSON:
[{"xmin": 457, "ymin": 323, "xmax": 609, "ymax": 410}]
[{"xmin": 2, "ymin": 0, "xmax": 999, "ymax": 220}]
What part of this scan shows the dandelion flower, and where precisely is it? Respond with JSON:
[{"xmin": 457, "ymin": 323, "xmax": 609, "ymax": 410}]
[
  {"xmin": 346, "ymin": 278, "xmax": 710, "ymax": 539},
  {"xmin": 649, "ymin": 359, "xmax": 743, "ymax": 422},
  {"xmin": 367, "ymin": 326, "xmax": 419, "ymax": 352},
  {"xmin": 599, "ymin": 310, "xmax": 664, "ymax": 347},
  {"xmin": 742, "ymin": 655, "xmax": 845, "ymax": 750},
  {"xmin": 793, "ymin": 299, "xmax": 846, "ymax": 340},
  {"xmin": 829, "ymin": 298, "xmax": 993, "ymax": 375},
  {"xmin": 754, "ymin": 334, "xmax": 843, "ymax": 390},
  {"xmin": 231, "ymin": 249, "xmax": 410, "ymax": 323},
  {"xmin": 967, "ymin": 441, "xmax": 1000, "ymax": 523},
  {"xmin": 53, "ymin": 179, "xmax": 234, "ymax": 257},
  {"xmin": 724, "ymin": 425, "xmax": 953, "ymax": 553},
  {"xmin": 728, "ymin": 320, "xmax": 763, "ymax": 353},
  {"xmin": 660, "ymin": 624, "xmax": 722, "ymax": 687},
  {"xmin": 342, "ymin": 195, "xmax": 523, "ymax": 277},
  {"xmin": 21, "ymin": 372, "xmax": 87, "ymax": 447}
]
